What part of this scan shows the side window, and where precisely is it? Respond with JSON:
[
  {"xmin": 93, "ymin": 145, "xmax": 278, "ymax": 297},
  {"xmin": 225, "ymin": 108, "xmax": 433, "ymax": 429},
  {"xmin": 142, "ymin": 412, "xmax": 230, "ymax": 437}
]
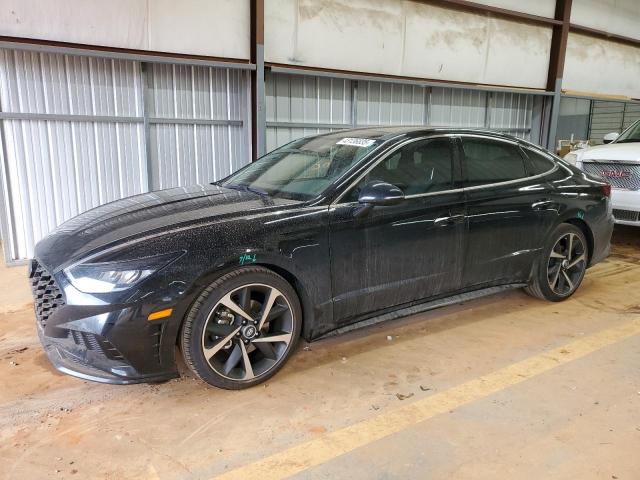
[
  {"xmin": 346, "ymin": 138, "xmax": 454, "ymax": 202},
  {"xmin": 522, "ymin": 147, "xmax": 555, "ymax": 176},
  {"xmin": 461, "ymin": 138, "xmax": 528, "ymax": 187}
]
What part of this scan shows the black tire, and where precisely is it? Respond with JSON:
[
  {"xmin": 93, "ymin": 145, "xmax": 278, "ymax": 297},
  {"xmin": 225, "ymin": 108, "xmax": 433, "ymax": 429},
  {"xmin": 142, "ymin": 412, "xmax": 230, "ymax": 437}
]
[
  {"xmin": 181, "ymin": 266, "xmax": 302, "ymax": 389},
  {"xmin": 525, "ymin": 223, "xmax": 589, "ymax": 302}
]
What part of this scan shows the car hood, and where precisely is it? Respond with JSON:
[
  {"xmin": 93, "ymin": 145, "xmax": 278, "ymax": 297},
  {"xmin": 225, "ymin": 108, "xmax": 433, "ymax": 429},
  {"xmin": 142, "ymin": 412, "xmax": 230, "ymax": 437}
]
[
  {"xmin": 35, "ymin": 184, "xmax": 300, "ymax": 270},
  {"xmin": 576, "ymin": 142, "xmax": 640, "ymax": 163}
]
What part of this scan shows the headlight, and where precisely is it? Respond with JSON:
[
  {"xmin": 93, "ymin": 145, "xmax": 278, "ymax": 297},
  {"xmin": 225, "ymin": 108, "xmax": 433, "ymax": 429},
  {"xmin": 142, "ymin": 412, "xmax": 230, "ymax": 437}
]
[
  {"xmin": 564, "ymin": 153, "xmax": 578, "ymax": 164},
  {"xmin": 64, "ymin": 252, "xmax": 181, "ymax": 293}
]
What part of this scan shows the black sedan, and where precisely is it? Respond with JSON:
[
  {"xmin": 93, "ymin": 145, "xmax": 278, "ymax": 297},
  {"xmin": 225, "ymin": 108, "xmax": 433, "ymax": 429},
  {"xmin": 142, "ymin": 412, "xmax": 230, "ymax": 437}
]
[{"xmin": 31, "ymin": 127, "xmax": 614, "ymax": 389}]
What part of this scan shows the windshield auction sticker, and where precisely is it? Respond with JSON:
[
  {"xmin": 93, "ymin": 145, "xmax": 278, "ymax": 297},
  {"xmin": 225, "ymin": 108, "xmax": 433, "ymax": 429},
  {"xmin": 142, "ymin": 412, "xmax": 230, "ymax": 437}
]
[{"xmin": 336, "ymin": 138, "xmax": 376, "ymax": 148}]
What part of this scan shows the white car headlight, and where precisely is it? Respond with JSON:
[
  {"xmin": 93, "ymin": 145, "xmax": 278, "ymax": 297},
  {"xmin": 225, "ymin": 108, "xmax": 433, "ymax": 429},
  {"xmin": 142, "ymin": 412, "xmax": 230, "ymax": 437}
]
[
  {"xmin": 563, "ymin": 153, "xmax": 578, "ymax": 164},
  {"xmin": 64, "ymin": 252, "xmax": 181, "ymax": 293}
]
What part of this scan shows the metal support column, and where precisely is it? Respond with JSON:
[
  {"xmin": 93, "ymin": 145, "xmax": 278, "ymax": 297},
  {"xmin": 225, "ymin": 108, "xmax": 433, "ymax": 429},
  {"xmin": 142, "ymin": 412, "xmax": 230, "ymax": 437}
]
[
  {"xmin": 251, "ymin": 0, "xmax": 266, "ymax": 159},
  {"xmin": 140, "ymin": 63, "xmax": 154, "ymax": 192},
  {"xmin": 351, "ymin": 81, "xmax": 358, "ymax": 128},
  {"xmin": 484, "ymin": 91, "xmax": 493, "ymax": 129},
  {"xmin": 546, "ymin": 0, "xmax": 572, "ymax": 151}
]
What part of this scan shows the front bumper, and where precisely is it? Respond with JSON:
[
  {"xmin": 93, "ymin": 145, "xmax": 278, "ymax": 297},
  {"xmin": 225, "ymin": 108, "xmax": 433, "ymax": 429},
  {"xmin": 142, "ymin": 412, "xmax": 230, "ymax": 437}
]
[
  {"xmin": 611, "ymin": 189, "xmax": 640, "ymax": 226},
  {"xmin": 37, "ymin": 324, "xmax": 176, "ymax": 384},
  {"xmin": 31, "ymin": 259, "xmax": 182, "ymax": 385}
]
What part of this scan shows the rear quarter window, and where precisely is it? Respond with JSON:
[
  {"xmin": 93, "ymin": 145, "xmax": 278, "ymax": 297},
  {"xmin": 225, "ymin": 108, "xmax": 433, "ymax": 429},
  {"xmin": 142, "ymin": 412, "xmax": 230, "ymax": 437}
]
[{"xmin": 522, "ymin": 147, "xmax": 556, "ymax": 176}]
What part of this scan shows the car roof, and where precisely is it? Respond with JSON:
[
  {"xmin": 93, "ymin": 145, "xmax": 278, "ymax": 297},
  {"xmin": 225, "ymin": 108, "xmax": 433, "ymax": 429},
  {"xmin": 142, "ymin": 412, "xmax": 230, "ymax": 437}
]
[{"xmin": 314, "ymin": 126, "xmax": 526, "ymax": 143}]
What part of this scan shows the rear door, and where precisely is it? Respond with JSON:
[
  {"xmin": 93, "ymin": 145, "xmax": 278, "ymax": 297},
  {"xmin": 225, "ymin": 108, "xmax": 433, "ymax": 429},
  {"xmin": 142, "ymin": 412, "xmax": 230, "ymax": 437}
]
[
  {"xmin": 329, "ymin": 136, "xmax": 465, "ymax": 323},
  {"xmin": 459, "ymin": 135, "xmax": 557, "ymax": 288}
]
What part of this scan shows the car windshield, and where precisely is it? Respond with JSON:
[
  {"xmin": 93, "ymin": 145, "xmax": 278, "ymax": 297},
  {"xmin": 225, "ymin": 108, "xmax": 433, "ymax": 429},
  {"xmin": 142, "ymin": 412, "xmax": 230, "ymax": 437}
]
[
  {"xmin": 218, "ymin": 133, "xmax": 383, "ymax": 200},
  {"xmin": 616, "ymin": 120, "xmax": 640, "ymax": 143}
]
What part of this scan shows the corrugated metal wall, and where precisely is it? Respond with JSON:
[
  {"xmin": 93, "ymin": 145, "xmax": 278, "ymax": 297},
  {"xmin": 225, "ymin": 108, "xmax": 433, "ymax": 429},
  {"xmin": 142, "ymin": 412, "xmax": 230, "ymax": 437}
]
[
  {"xmin": 355, "ymin": 82, "xmax": 427, "ymax": 126},
  {"xmin": 265, "ymin": 72, "xmax": 541, "ymax": 152},
  {"xmin": 147, "ymin": 64, "xmax": 250, "ymax": 189},
  {"xmin": 487, "ymin": 92, "xmax": 533, "ymax": 137},
  {"xmin": 430, "ymin": 87, "xmax": 486, "ymax": 128},
  {"xmin": 265, "ymin": 73, "xmax": 352, "ymax": 150},
  {"xmin": 0, "ymin": 49, "xmax": 250, "ymax": 261}
]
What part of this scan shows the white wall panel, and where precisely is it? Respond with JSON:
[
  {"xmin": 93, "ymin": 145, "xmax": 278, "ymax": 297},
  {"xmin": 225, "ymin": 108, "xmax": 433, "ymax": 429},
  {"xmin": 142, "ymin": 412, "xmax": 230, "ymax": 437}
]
[
  {"xmin": 265, "ymin": 0, "xmax": 552, "ymax": 89},
  {"xmin": 571, "ymin": 0, "xmax": 640, "ymax": 41},
  {"xmin": 148, "ymin": 0, "xmax": 250, "ymax": 59},
  {"xmin": 0, "ymin": 0, "xmax": 250, "ymax": 60},
  {"xmin": 0, "ymin": 0, "xmax": 146, "ymax": 52},
  {"xmin": 466, "ymin": 1, "xmax": 556, "ymax": 18},
  {"xmin": 564, "ymin": 33, "xmax": 640, "ymax": 99},
  {"xmin": 266, "ymin": 0, "xmax": 405, "ymax": 76}
]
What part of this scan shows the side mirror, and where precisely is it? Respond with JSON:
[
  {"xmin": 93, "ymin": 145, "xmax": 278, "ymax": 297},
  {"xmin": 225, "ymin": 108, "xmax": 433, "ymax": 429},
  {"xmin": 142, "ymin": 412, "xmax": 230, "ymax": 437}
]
[
  {"xmin": 354, "ymin": 181, "xmax": 404, "ymax": 217},
  {"xmin": 603, "ymin": 132, "xmax": 619, "ymax": 144}
]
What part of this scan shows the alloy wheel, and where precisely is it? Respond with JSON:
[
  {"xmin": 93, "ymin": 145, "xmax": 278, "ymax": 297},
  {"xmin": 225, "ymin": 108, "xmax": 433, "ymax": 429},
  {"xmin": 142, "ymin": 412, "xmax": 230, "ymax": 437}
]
[
  {"xmin": 547, "ymin": 232, "xmax": 587, "ymax": 296},
  {"xmin": 201, "ymin": 283, "xmax": 294, "ymax": 381}
]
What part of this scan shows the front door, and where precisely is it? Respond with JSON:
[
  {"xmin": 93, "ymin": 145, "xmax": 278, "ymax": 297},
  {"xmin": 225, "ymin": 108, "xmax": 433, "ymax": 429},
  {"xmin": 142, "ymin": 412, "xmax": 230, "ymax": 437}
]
[{"xmin": 329, "ymin": 137, "xmax": 465, "ymax": 323}]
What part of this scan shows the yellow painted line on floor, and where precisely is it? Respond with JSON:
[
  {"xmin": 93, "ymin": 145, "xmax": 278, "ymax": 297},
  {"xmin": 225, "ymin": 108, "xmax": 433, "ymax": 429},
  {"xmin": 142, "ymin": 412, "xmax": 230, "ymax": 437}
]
[{"xmin": 214, "ymin": 318, "xmax": 640, "ymax": 480}]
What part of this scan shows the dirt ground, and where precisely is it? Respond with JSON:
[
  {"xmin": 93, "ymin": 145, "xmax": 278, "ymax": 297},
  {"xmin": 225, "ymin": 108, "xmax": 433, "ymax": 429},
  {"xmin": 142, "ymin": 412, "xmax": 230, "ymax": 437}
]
[{"xmin": 1, "ymin": 226, "xmax": 639, "ymax": 480}]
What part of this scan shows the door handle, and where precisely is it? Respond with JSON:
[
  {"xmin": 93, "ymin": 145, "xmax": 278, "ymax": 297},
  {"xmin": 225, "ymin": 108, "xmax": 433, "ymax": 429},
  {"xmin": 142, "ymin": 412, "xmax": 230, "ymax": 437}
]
[
  {"xmin": 532, "ymin": 199, "xmax": 554, "ymax": 211},
  {"xmin": 434, "ymin": 214, "xmax": 464, "ymax": 226}
]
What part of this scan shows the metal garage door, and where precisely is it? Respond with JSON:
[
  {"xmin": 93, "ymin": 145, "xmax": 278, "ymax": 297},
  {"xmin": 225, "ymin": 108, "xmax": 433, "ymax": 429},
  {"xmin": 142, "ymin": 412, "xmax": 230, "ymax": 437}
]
[
  {"xmin": 622, "ymin": 103, "xmax": 640, "ymax": 129},
  {"xmin": 588, "ymin": 100, "xmax": 640, "ymax": 144},
  {"xmin": 0, "ymin": 48, "xmax": 250, "ymax": 262},
  {"xmin": 589, "ymin": 101, "xmax": 626, "ymax": 144},
  {"xmin": 265, "ymin": 71, "xmax": 542, "ymax": 152}
]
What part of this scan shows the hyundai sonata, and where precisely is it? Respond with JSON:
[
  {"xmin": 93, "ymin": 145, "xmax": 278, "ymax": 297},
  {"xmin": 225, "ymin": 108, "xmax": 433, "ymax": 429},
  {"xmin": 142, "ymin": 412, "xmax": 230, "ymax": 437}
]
[{"xmin": 31, "ymin": 128, "xmax": 614, "ymax": 389}]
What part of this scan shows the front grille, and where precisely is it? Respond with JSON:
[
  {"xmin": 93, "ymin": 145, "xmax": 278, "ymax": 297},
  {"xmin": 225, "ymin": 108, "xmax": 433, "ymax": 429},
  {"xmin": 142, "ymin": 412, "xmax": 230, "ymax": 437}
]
[
  {"xmin": 69, "ymin": 330, "xmax": 125, "ymax": 360},
  {"xmin": 613, "ymin": 209, "xmax": 640, "ymax": 222},
  {"xmin": 581, "ymin": 162, "xmax": 640, "ymax": 190},
  {"xmin": 29, "ymin": 260, "xmax": 65, "ymax": 329}
]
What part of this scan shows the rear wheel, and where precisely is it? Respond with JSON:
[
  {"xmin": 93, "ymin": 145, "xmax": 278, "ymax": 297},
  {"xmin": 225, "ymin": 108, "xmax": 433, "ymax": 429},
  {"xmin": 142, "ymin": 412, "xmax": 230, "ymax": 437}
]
[
  {"xmin": 181, "ymin": 267, "xmax": 301, "ymax": 389},
  {"xmin": 525, "ymin": 223, "xmax": 588, "ymax": 302}
]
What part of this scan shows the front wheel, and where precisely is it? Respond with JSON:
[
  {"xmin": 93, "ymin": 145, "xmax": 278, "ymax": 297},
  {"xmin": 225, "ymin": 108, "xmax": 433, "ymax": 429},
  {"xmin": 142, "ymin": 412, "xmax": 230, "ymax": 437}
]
[
  {"xmin": 181, "ymin": 267, "xmax": 302, "ymax": 389},
  {"xmin": 525, "ymin": 223, "xmax": 589, "ymax": 302}
]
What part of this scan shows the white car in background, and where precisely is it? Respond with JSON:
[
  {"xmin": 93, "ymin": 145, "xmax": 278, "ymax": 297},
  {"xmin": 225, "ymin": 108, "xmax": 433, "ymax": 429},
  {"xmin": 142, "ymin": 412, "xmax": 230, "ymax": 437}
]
[{"xmin": 565, "ymin": 120, "xmax": 640, "ymax": 226}]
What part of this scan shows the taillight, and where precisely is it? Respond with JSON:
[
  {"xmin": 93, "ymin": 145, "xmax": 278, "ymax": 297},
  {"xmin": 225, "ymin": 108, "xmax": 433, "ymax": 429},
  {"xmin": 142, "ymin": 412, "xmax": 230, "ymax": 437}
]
[{"xmin": 602, "ymin": 184, "xmax": 611, "ymax": 198}]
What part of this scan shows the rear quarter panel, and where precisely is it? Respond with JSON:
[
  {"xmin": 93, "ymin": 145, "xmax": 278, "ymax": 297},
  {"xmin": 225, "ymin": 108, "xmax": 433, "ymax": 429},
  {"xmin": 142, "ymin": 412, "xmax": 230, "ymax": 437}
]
[{"xmin": 545, "ymin": 162, "xmax": 613, "ymax": 266}]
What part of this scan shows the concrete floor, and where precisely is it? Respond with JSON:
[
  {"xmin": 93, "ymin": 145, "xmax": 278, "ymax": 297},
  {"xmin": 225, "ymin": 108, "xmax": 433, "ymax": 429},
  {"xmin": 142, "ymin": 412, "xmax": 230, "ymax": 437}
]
[{"xmin": 0, "ymin": 226, "xmax": 639, "ymax": 480}]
